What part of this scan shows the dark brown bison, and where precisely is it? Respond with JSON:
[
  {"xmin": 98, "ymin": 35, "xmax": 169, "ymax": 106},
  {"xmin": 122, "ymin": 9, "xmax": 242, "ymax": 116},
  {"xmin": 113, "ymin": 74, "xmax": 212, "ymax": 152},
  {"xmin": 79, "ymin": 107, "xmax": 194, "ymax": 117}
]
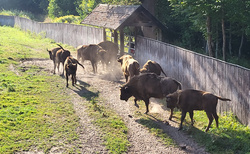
[
  {"xmin": 166, "ymin": 89, "xmax": 231, "ymax": 132},
  {"xmin": 120, "ymin": 73, "xmax": 182, "ymax": 114},
  {"xmin": 47, "ymin": 47, "xmax": 61, "ymax": 74},
  {"xmin": 117, "ymin": 55, "xmax": 140, "ymax": 82},
  {"xmin": 140, "ymin": 60, "xmax": 167, "ymax": 76},
  {"xmin": 98, "ymin": 41, "xmax": 119, "ymax": 67},
  {"xmin": 77, "ymin": 44, "xmax": 106, "ymax": 73},
  {"xmin": 64, "ymin": 56, "xmax": 84, "ymax": 87},
  {"xmin": 47, "ymin": 44, "xmax": 70, "ymax": 75}
]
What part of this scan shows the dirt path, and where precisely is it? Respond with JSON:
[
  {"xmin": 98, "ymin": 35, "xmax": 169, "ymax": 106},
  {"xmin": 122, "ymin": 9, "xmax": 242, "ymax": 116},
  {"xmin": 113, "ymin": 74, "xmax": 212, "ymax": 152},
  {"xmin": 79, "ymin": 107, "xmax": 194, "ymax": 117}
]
[{"xmin": 22, "ymin": 58, "xmax": 209, "ymax": 154}]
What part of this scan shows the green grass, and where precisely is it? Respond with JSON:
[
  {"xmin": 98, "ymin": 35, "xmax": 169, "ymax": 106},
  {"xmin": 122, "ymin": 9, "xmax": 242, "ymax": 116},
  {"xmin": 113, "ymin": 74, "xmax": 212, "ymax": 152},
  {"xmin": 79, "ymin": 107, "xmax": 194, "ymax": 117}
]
[
  {"xmin": 134, "ymin": 99, "xmax": 250, "ymax": 153},
  {"xmin": 0, "ymin": 26, "xmax": 81, "ymax": 153},
  {"xmin": 0, "ymin": 26, "xmax": 129, "ymax": 153},
  {"xmin": 82, "ymin": 95, "xmax": 129, "ymax": 154},
  {"xmin": 171, "ymin": 110, "xmax": 250, "ymax": 153}
]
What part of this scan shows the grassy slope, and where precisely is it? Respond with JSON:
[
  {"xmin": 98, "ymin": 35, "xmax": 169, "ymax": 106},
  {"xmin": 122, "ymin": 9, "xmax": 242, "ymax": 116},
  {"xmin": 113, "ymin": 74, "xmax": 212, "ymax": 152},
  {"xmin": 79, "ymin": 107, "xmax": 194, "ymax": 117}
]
[
  {"xmin": 0, "ymin": 26, "xmax": 129, "ymax": 154},
  {"xmin": 0, "ymin": 26, "xmax": 80, "ymax": 153}
]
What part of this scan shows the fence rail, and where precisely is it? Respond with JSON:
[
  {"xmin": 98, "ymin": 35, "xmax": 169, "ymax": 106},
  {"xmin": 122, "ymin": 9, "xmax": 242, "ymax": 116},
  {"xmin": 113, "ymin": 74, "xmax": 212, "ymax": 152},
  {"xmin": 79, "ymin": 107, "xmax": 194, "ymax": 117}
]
[
  {"xmin": 135, "ymin": 36, "xmax": 250, "ymax": 126},
  {"xmin": 0, "ymin": 15, "xmax": 103, "ymax": 48}
]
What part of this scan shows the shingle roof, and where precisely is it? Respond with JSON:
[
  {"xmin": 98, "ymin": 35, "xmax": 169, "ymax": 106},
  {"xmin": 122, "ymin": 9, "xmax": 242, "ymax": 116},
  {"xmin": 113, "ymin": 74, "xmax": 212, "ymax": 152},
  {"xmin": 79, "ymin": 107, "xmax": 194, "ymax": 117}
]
[{"xmin": 81, "ymin": 4, "xmax": 168, "ymax": 31}]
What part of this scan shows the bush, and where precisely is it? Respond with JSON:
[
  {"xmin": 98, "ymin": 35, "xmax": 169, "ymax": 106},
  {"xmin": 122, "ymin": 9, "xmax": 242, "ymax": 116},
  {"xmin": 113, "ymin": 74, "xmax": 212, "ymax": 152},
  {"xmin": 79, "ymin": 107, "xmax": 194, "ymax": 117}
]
[{"xmin": 53, "ymin": 15, "xmax": 81, "ymax": 24}]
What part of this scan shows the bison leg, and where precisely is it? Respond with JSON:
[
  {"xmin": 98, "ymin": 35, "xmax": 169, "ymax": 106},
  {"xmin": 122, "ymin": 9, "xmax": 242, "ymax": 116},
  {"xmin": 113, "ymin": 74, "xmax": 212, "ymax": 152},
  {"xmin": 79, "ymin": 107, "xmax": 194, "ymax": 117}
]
[
  {"xmin": 66, "ymin": 74, "xmax": 69, "ymax": 87},
  {"xmin": 57, "ymin": 62, "xmax": 60, "ymax": 74},
  {"xmin": 179, "ymin": 111, "xmax": 187, "ymax": 131},
  {"xmin": 53, "ymin": 61, "xmax": 56, "ymax": 74},
  {"xmin": 125, "ymin": 75, "xmax": 129, "ymax": 82},
  {"xmin": 134, "ymin": 98, "xmax": 139, "ymax": 108},
  {"xmin": 189, "ymin": 111, "xmax": 194, "ymax": 125},
  {"xmin": 212, "ymin": 110, "xmax": 219, "ymax": 128},
  {"xmin": 144, "ymin": 99, "xmax": 150, "ymax": 114},
  {"xmin": 169, "ymin": 108, "xmax": 174, "ymax": 120},
  {"xmin": 74, "ymin": 74, "xmax": 77, "ymax": 85},
  {"xmin": 205, "ymin": 112, "xmax": 214, "ymax": 132},
  {"xmin": 71, "ymin": 74, "xmax": 75, "ymax": 86},
  {"xmin": 91, "ymin": 61, "xmax": 97, "ymax": 73}
]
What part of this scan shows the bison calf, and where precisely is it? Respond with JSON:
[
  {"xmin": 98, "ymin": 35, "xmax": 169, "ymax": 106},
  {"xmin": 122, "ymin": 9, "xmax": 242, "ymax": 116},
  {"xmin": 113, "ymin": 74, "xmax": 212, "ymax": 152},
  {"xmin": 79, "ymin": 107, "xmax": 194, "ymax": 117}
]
[
  {"xmin": 166, "ymin": 89, "xmax": 231, "ymax": 132},
  {"xmin": 64, "ymin": 56, "xmax": 84, "ymax": 87},
  {"xmin": 120, "ymin": 73, "xmax": 182, "ymax": 114}
]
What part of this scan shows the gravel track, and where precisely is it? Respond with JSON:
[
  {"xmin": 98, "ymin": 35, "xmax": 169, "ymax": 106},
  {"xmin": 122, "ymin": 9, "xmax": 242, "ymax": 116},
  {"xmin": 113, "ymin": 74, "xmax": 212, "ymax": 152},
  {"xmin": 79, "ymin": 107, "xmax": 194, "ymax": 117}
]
[{"xmin": 21, "ymin": 58, "xmax": 209, "ymax": 154}]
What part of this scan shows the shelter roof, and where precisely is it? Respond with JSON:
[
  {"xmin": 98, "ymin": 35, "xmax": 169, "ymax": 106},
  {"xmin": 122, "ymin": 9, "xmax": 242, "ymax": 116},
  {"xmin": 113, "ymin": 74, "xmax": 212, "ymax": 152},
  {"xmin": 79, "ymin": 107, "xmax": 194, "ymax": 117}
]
[{"xmin": 81, "ymin": 4, "xmax": 168, "ymax": 31}]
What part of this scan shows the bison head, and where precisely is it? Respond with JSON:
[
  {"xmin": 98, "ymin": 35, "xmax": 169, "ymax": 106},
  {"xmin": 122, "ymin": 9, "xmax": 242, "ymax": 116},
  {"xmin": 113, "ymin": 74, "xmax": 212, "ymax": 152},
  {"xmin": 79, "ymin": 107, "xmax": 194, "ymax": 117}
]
[
  {"xmin": 120, "ymin": 86, "xmax": 132, "ymax": 101},
  {"xmin": 166, "ymin": 92, "xmax": 179, "ymax": 109},
  {"xmin": 47, "ymin": 49, "xmax": 53, "ymax": 60}
]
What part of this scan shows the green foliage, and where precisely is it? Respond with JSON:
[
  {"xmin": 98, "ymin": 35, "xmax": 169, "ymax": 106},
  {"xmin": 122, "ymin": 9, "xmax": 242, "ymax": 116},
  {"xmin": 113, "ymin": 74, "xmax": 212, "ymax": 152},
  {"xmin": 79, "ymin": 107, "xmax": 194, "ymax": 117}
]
[
  {"xmin": 53, "ymin": 15, "xmax": 81, "ymax": 24},
  {"xmin": 48, "ymin": 0, "xmax": 79, "ymax": 18},
  {"xmin": 0, "ymin": 0, "xmax": 48, "ymax": 14},
  {"xmin": 0, "ymin": 9, "xmax": 35, "ymax": 20}
]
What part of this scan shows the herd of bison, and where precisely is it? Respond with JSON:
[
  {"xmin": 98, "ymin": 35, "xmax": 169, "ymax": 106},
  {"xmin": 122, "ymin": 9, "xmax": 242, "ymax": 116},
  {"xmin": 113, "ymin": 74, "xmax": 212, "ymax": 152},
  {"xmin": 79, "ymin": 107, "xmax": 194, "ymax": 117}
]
[{"xmin": 47, "ymin": 41, "xmax": 231, "ymax": 132}]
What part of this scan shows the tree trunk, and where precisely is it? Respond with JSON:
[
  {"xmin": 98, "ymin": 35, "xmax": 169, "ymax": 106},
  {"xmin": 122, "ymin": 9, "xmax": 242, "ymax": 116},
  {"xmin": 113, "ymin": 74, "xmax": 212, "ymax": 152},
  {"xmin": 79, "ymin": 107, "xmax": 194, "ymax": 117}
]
[
  {"xmin": 238, "ymin": 31, "xmax": 244, "ymax": 59},
  {"xmin": 229, "ymin": 23, "xmax": 232, "ymax": 55},
  {"xmin": 215, "ymin": 24, "xmax": 219, "ymax": 58},
  {"xmin": 206, "ymin": 16, "xmax": 213, "ymax": 57},
  {"xmin": 222, "ymin": 18, "xmax": 226, "ymax": 61}
]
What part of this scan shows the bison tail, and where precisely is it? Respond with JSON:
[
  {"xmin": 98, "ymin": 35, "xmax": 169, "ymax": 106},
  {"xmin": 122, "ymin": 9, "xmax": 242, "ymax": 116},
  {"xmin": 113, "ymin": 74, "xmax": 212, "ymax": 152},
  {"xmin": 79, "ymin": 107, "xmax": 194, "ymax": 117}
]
[
  {"xmin": 57, "ymin": 44, "xmax": 64, "ymax": 50},
  {"xmin": 174, "ymin": 80, "xmax": 182, "ymax": 90},
  {"xmin": 76, "ymin": 60, "xmax": 85, "ymax": 69},
  {"xmin": 217, "ymin": 96, "xmax": 231, "ymax": 101}
]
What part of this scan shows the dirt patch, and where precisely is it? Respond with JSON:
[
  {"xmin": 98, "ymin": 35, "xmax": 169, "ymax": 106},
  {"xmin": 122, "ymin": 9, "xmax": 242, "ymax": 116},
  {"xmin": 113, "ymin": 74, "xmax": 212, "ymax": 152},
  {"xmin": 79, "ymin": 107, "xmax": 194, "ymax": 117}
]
[{"xmin": 20, "ymin": 57, "xmax": 209, "ymax": 154}]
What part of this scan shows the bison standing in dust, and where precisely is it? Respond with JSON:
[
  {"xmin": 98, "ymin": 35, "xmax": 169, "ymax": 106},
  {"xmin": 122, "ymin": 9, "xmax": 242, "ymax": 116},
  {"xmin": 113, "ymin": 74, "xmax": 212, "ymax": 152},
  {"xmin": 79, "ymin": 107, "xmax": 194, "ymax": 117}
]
[
  {"xmin": 120, "ymin": 73, "xmax": 182, "ymax": 115},
  {"xmin": 64, "ymin": 56, "xmax": 84, "ymax": 87},
  {"xmin": 166, "ymin": 89, "xmax": 231, "ymax": 132},
  {"xmin": 98, "ymin": 41, "xmax": 119, "ymax": 67},
  {"xmin": 140, "ymin": 60, "xmax": 167, "ymax": 76},
  {"xmin": 47, "ymin": 44, "xmax": 70, "ymax": 75},
  {"xmin": 77, "ymin": 44, "xmax": 106, "ymax": 73},
  {"xmin": 117, "ymin": 55, "xmax": 140, "ymax": 82}
]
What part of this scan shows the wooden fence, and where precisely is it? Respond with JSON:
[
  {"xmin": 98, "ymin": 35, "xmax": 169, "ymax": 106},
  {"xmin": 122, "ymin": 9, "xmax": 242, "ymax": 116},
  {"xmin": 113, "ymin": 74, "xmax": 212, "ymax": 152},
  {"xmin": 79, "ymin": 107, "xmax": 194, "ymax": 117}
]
[
  {"xmin": 0, "ymin": 15, "xmax": 104, "ymax": 48},
  {"xmin": 1, "ymin": 15, "xmax": 249, "ymax": 126},
  {"xmin": 135, "ymin": 36, "xmax": 250, "ymax": 126}
]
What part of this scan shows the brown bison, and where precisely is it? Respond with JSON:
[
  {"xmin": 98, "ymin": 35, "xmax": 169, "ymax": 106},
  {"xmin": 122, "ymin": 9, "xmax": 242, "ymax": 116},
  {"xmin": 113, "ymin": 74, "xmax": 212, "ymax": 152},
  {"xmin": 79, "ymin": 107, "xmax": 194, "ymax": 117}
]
[
  {"xmin": 140, "ymin": 60, "xmax": 167, "ymax": 76},
  {"xmin": 166, "ymin": 89, "xmax": 231, "ymax": 132},
  {"xmin": 117, "ymin": 55, "xmax": 140, "ymax": 82},
  {"xmin": 98, "ymin": 41, "xmax": 119, "ymax": 67},
  {"xmin": 47, "ymin": 44, "xmax": 70, "ymax": 75},
  {"xmin": 47, "ymin": 47, "xmax": 61, "ymax": 74},
  {"xmin": 64, "ymin": 56, "xmax": 84, "ymax": 87},
  {"xmin": 77, "ymin": 44, "xmax": 106, "ymax": 73},
  {"xmin": 120, "ymin": 73, "xmax": 182, "ymax": 114}
]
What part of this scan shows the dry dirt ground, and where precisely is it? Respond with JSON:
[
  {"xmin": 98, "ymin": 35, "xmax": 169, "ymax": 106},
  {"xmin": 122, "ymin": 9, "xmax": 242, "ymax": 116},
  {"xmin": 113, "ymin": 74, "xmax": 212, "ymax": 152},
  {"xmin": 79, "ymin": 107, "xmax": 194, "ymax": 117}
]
[{"xmin": 20, "ymin": 56, "xmax": 209, "ymax": 154}]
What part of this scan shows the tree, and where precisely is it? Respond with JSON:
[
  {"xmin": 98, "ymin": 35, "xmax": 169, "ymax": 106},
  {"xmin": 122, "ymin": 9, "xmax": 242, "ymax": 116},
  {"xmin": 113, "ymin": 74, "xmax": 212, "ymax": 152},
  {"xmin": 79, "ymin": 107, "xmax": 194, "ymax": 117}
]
[{"xmin": 48, "ymin": 0, "xmax": 79, "ymax": 18}]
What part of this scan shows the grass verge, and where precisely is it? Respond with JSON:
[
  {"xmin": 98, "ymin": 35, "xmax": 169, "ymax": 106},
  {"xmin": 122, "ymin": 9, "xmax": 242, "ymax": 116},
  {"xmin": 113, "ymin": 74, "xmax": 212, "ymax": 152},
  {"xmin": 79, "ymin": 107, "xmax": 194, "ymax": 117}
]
[
  {"xmin": 0, "ymin": 26, "xmax": 81, "ymax": 153},
  {"xmin": 134, "ymin": 99, "xmax": 250, "ymax": 153},
  {"xmin": 0, "ymin": 25, "xmax": 129, "ymax": 153}
]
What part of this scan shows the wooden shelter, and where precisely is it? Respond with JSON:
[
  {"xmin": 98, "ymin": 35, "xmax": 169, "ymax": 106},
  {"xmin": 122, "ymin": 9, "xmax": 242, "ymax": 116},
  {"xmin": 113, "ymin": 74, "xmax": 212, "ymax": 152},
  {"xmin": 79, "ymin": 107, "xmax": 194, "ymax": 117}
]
[{"xmin": 81, "ymin": 4, "xmax": 168, "ymax": 55}]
